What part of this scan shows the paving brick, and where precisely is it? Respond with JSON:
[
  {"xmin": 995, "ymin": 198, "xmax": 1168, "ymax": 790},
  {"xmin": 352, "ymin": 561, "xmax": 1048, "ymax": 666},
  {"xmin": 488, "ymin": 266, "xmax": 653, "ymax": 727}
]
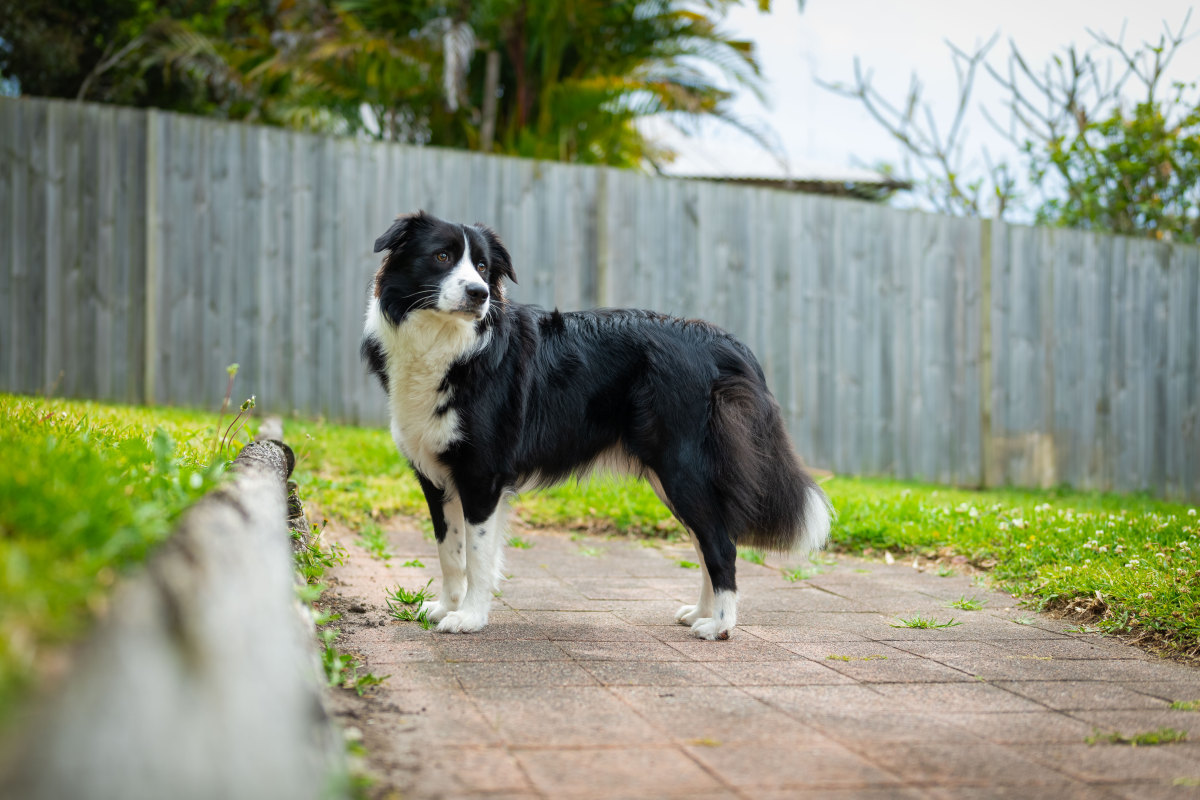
[
  {"xmin": 684, "ymin": 741, "xmax": 900, "ymax": 789},
  {"xmin": 1012, "ymin": 742, "xmax": 1200, "ymax": 784},
  {"xmin": 513, "ymin": 746, "xmax": 726, "ymax": 797},
  {"xmin": 992, "ymin": 680, "xmax": 1173, "ymax": 711},
  {"xmin": 469, "ymin": 686, "xmax": 664, "ymax": 747},
  {"xmin": 938, "ymin": 711, "xmax": 1100, "ymax": 744},
  {"xmin": 557, "ymin": 640, "xmax": 689, "ymax": 661},
  {"xmin": 436, "ymin": 639, "xmax": 570, "ymax": 662},
  {"xmin": 579, "ymin": 660, "xmax": 730, "ymax": 687},
  {"xmin": 612, "ymin": 686, "xmax": 831, "ymax": 744},
  {"xmin": 869, "ymin": 682, "xmax": 1049, "ymax": 713},
  {"xmin": 663, "ymin": 638, "xmax": 805, "ymax": 662},
  {"xmin": 517, "ymin": 610, "xmax": 661, "ymax": 641},
  {"xmin": 860, "ymin": 741, "xmax": 1075, "ymax": 785},
  {"xmin": 701, "ymin": 659, "xmax": 855, "ymax": 686},
  {"xmin": 451, "ymin": 659, "xmax": 599, "ymax": 688}
]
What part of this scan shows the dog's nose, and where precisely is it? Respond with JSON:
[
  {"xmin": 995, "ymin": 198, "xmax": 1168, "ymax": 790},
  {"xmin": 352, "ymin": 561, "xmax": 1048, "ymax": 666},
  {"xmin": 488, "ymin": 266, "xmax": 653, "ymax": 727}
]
[{"xmin": 466, "ymin": 285, "xmax": 489, "ymax": 304}]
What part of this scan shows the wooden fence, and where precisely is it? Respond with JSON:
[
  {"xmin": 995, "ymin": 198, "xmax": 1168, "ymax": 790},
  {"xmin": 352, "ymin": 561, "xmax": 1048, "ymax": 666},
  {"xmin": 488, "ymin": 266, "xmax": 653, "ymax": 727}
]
[{"xmin": 2, "ymin": 97, "xmax": 1197, "ymax": 498}]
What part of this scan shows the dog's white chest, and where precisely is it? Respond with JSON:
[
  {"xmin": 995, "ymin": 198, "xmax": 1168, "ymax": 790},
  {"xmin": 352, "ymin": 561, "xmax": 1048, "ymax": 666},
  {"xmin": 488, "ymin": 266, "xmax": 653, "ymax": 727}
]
[{"xmin": 366, "ymin": 304, "xmax": 481, "ymax": 486}]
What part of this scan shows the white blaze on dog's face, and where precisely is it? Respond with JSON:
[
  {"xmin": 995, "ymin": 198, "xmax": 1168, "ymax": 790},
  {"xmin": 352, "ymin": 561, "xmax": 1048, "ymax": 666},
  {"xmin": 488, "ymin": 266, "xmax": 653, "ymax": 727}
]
[{"xmin": 436, "ymin": 233, "xmax": 491, "ymax": 318}]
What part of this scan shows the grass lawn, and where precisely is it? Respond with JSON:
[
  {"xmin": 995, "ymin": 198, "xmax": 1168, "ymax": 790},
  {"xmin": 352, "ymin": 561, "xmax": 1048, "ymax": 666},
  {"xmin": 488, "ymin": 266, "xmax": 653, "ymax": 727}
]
[
  {"xmin": 0, "ymin": 394, "xmax": 231, "ymax": 715},
  {"xmin": 294, "ymin": 419, "xmax": 1200, "ymax": 660}
]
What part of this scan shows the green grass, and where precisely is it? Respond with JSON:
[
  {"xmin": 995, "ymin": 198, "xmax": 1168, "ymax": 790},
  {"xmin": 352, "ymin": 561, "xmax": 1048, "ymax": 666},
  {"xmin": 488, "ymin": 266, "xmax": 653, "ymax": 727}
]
[
  {"xmin": 355, "ymin": 521, "xmax": 393, "ymax": 562},
  {"xmin": 829, "ymin": 477, "xmax": 1200, "ymax": 658},
  {"xmin": 948, "ymin": 595, "xmax": 987, "ymax": 611},
  {"xmin": 0, "ymin": 393, "xmax": 232, "ymax": 714},
  {"xmin": 1170, "ymin": 699, "xmax": 1200, "ymax": 711},
  {"xmin": 1086, "ymin": 727, "xmax": 1188, "ymax": 746},
  {"xmin": 890, "ymin": 614, "xmax": 962, "ymax": 629}
]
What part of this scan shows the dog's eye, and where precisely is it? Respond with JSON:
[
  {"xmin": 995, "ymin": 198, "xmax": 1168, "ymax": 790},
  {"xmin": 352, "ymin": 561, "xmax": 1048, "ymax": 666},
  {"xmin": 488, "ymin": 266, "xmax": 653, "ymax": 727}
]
[
  {"xmin": 476, "ymin": 262, "xmax": 487, "ymax": 275},
  {"xmin": 436, "ymin": 252, "xmax": 449, "ymax": 262}
]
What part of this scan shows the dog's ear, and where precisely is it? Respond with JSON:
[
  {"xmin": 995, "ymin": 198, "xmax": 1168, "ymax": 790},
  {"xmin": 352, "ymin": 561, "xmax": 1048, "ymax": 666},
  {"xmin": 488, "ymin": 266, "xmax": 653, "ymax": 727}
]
[
  {"xmin": 374, "ymin": 211, "xmax": 428, "ymax": 254},
  {"xmin": 474, "ymin": 223, "xmax": 518, "ymax": 285}
]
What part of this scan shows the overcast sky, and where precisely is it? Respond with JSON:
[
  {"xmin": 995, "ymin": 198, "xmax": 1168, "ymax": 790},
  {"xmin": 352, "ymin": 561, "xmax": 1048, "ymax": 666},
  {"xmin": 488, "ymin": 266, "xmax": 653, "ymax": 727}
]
[{"xmin": 657, "ymin": 0, "xmax": 1200, "ymax": 206}]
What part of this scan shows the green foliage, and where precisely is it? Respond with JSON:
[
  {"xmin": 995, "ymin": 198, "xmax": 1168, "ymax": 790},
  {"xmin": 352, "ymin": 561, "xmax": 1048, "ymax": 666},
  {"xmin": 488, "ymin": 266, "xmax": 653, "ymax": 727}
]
[
  {"xmin": 318, "ymin": 624, "xmax": 388, "ymax": 695},
  {"xmin": 948, "ymin": 595, "xmax": 986, "ymax": 611},
  {"xmin": 739, "ymin": 548, "xmax": 766, "ymax": 565},
  {"xmin": 2, "ymin": 0, "xmax": 781, "ymax": 168},
  {"xmin": 678, "ymin": 559, "xmax": 700, "ymax": 569},
  {"xmin": 400, "ymin": 558, "xmax": 425, "ymax": 568},
  {"xmin": 386, "ymin": 579, "xmax": 434, "ymax": 608},
  {"xmin": 0, "ymin": 394, "xmax": 226, "ymax": 713},
  {"xmin": 1031, "ymin": 91, "xmax": 1200, "ymax": 242},
  {"xmin": 506, "ymin": 537, "xmax": 532, "ymax": 550},
  {"xmin": 827, "ymin": 477, "xmax": 1200, "ymax": 657},
  {"xmin": 1169, "ymin": 699, "xmax": 1200, "ymax": 711},
  {"xmin": 1086, "ymin": 727, "xmax": 1188, "ymax": 746},
  {"xmin": 355, "ymin": 521, "xmax": 393, "ymax": 562},
  {"xmin": 890, "ymin": 614, "xmax": 962, "ymax": 629}
]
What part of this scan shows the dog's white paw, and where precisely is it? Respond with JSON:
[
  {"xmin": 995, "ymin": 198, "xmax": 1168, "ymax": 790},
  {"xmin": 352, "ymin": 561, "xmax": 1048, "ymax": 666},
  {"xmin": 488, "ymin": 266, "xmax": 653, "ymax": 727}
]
[
  {"xmin": 419, "ymin": 599, "xmax": 452, "ymax": 624},
  {"xmin": 436, "ymin": 608, "xmax": 488, "ymax": 634},
  {"xmin": 690, "ymin": 617, "xmax": 732, "ymax": 641}
]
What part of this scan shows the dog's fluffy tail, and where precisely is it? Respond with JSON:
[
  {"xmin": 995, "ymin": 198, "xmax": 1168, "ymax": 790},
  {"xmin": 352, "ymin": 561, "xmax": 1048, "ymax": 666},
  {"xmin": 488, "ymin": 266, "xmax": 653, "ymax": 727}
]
[{"xmin": 709, "ymin": 374, "xmax": 833, "ymax": 556}]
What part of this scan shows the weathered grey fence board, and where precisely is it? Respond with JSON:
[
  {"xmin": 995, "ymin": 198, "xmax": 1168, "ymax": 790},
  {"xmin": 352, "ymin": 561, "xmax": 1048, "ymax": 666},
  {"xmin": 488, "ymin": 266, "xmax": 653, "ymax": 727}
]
[{"xmin": 2, "ymin": 97, "xmax": 1200, "ymax": 499}]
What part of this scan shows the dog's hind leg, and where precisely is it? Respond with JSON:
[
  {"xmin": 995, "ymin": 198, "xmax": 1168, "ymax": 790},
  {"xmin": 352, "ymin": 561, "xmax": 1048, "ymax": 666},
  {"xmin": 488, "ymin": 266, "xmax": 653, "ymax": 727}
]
[
  {"xmin": 675, "ymin": 533, "xmax": 714, "ymax": 626},
  {"xmin": 436, "ymin": 492, "xmax": 506, "ymax": 634},
  {"xmin": 653, "ymin": 469, "xmax": 739, "ymax": 640},
  {"xmin": 415, "ymin": 474, "xmax": 467, "ymax": 624}
]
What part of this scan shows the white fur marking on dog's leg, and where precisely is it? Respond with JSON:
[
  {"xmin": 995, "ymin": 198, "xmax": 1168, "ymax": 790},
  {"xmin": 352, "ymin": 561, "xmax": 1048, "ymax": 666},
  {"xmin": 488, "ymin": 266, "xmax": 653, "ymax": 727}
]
[
  {"xmin": 675, "ymin": 534, "xmax": 715, "ymax": 626},
  {"xmin": 437, "ymin": 502, "xmax": 505, "ymax": 633},
  {"xmin": 420, "ymin": 498, "xmax": 467, "ymax": 624},
  {"xmin": 691, "ymin": 589, "xmax": 737, "ymax": 640}
]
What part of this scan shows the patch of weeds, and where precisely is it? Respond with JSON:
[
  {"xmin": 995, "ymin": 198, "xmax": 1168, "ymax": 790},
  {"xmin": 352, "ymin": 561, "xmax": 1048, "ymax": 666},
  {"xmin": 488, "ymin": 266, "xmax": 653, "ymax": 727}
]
[
  {"xmin": 400, "ymin": 558, "xmax": 425, "ymax": 568},
  {"xmin": 295, "ymin": 582, "xmax": 325, "ymax": 604},
  {"xmin": 783, "ymin": 566, "xmax": 819, "ymax": 582},
  {"xmin": 1086, "ymin": 728, "xmax": 1188, "ymax": 746},
  {"xmin": 811, "ymin": 554, "xmax": 838, "ymax": 566},
  {"xmin": 935, "ymin": 565, "xmax": 956, "ymax": 577},
  {"xmin": 739, "ymin": 548, "xmax": 766, "ymax": 565},
  {"xmin": 1013, "ymin": 615, "xmax": 1038, "ymax": 625},
  {"xmin": 1174, "ymin": 777, "xmax": 1200, "ymax": 787},
  {"xmin": 1065, "ymin": 623, "xmax": 1102, "ymax": 634},
  {"xmin": 295, "ymin": 531, "xmax": 346, "ymax": 585},
  {"xmin": 355, "ymin": 521, "xmax": 392, "ymax": 562},
  {"xmin": 578, "ymin": 546, "xmax": 602, "ymax": 557},
  {"xmin": 890, "ymin": 614, "xmax": 962, "ymax": 629},
  {"xmin": 687, "ymin": 738, "xmax": 721, "ymax": 747},
  {"xmin": 678, "ymin": 559, "xmax": 700, "ymax": 569},
  {"xmin": 319, "ymin": 625, "xmax": 389, "ymax": 696},
  {"xmin": 1169, "ymin": 699, "xmax": 1200, "ymax": 711},
  {"xmin": 507, "ymin": 536, "xmax": 533, "ymax": 549},
  {"xmin": 826, "ymin": 654, "xmax": 888, "ymax": 661},
  {"xmin": 386, "ymin": 579, "xmax": 435, "ymax": 607},
  {"xmin": 948, "ymin": 595, "xmax": 986, "ymax": 611}
]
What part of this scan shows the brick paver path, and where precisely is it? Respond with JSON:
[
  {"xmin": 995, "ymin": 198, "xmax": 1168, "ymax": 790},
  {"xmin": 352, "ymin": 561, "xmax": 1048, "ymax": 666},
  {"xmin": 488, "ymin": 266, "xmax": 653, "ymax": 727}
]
[{"xmin": 328, "ymin": 523, "xmax": 1200, "ymax": 799}]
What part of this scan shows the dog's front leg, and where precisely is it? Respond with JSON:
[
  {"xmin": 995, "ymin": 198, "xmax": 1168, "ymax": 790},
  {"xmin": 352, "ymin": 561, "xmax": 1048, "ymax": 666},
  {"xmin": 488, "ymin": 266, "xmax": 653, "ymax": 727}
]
[
  {"xmin": 415, "ymin": 473, "xmax": 466, "ymax": 624},
  {"xmin": 436, "ymin": 494, "xmax": 505, "ymax": 634}
]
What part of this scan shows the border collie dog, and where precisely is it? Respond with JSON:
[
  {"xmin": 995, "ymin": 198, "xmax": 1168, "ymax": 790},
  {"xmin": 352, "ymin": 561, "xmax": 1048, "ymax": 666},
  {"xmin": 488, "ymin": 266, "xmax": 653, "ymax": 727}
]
[{"xmin": 361, "ymin": 211, "xmax": 832, "ymax": 640}]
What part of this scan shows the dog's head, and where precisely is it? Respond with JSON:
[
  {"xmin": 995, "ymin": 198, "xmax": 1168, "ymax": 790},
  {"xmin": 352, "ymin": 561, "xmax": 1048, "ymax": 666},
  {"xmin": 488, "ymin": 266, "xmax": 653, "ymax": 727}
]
[{"xmin": 372, "ymin": 211, "xmax": 517, "ymax": 326}]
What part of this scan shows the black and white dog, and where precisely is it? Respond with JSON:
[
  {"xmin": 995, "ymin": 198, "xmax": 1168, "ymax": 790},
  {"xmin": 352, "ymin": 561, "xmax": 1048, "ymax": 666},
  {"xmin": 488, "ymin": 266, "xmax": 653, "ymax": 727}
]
[{"xmin": 361, "ymin": 211, "xmax": 831, "ymax": 640}]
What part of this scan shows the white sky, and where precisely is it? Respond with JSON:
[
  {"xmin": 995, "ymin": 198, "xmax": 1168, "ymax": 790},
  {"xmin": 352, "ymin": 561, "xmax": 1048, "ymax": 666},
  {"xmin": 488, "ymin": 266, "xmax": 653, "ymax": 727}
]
[{"xmin": 655, "ymin": 0, "xmax": 1200, "ymax": 210}]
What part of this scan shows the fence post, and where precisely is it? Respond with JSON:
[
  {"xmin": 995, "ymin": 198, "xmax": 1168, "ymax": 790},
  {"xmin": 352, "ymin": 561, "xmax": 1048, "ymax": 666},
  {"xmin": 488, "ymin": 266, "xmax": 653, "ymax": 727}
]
[
  {"xmin": 979, "ymin": 217, "xmax": 995, "ymax": 488},
  {"xmin": 143, "ymin": 109, "xmax": 159, "ymax": 405}
]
